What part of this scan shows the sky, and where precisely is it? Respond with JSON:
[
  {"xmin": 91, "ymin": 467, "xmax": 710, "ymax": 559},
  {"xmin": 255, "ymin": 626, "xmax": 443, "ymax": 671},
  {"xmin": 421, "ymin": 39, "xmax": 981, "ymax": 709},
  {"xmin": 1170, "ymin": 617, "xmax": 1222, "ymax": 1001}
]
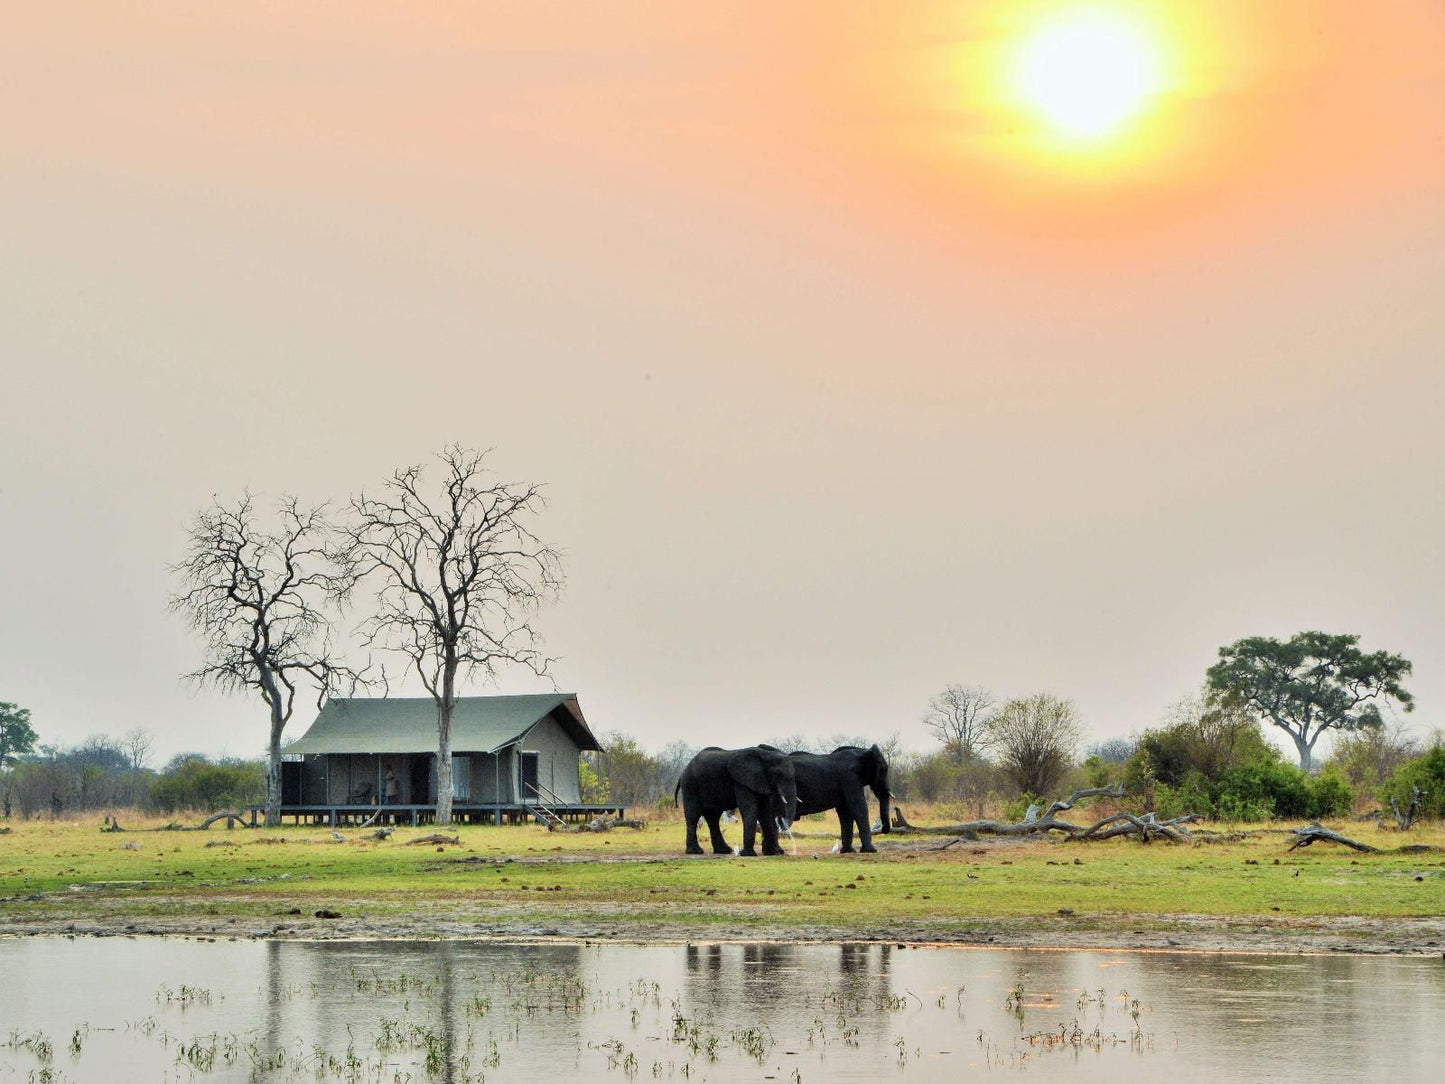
[{"xmin": 3, "ymin": 2, "xmax": 1442, "ymax": 766}]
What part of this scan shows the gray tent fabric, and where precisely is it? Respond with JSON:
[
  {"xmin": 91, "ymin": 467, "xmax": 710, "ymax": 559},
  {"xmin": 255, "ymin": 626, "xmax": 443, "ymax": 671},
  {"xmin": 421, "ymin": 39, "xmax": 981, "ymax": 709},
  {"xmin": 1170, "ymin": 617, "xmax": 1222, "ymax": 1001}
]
[{"xmin": 283, "ymin": 694, "xmax": 601, "ymax": 755}]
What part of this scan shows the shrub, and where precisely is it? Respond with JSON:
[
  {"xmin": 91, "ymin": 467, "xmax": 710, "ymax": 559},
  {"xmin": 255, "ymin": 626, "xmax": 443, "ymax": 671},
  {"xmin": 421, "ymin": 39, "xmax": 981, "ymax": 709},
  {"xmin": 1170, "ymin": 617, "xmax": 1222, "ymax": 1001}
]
[
  {"xmin": 1380, "ymin": 745, "xmax": 1445, "ymax": 823},
  {"xmin": 1306, "ymin": 768, "xmax": 1354, "ymax": 819},
  {"xmin": 149, "ymin": 757, "xmax": 264, "ymax": 813},
  {"xmin": 1216, "ymin": 759, "xmax": 1312, "ymax": 819},
  {"xmin": 1154, "ymin": 771, "xmax": 1214, "ymax": 821}
]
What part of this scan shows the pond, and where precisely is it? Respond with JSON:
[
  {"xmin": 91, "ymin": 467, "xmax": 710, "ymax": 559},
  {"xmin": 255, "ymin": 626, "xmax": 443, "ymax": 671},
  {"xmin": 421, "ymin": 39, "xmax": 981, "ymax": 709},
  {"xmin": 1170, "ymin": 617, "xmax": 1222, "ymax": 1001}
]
[{"xmin": 1, "ymin": 937, "xmax": 1441, "ymax": 1082}]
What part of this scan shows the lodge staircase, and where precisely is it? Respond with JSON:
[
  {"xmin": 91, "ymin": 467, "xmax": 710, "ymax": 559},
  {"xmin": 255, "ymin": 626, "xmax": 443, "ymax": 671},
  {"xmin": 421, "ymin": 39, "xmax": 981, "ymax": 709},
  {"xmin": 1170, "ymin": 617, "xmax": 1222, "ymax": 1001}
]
[{"xmin": 523, "ymin": 781, "xmax": 567, "ymax": 829}]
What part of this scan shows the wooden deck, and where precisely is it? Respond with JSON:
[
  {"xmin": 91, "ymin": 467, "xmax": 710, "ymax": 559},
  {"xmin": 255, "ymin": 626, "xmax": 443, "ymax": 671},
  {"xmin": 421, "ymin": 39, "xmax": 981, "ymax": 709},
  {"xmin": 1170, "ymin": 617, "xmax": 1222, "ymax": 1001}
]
[{"xmin": 250, "ymin": 803, "xmax": 628, "ymax": 828}]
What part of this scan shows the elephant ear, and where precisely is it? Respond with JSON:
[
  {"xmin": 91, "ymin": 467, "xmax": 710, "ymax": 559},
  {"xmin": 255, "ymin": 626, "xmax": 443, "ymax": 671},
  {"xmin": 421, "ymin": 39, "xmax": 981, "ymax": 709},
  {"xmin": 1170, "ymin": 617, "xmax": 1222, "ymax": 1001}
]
[
  {"xmin": 867, "ymin": 744, "xmax": 888, "ymax": 784},
  {"xmin": 728, "ymin": 750, "xmax": 769, "ymax": 795}
]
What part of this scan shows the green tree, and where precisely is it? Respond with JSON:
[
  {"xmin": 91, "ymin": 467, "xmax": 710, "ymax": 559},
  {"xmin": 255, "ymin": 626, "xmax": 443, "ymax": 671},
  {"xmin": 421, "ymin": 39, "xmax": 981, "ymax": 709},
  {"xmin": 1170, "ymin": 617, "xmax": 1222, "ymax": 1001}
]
[
  {"xmin": 0, "ymin": 702, "xmax": 38, "ymax": 818},
  {"xmin": 1205, "ymin": 631, "xmax": 1413, "ymax": 772},
  {"xmin": 0, "ymin": 702, "xmax": 38, "ymax": 768}
]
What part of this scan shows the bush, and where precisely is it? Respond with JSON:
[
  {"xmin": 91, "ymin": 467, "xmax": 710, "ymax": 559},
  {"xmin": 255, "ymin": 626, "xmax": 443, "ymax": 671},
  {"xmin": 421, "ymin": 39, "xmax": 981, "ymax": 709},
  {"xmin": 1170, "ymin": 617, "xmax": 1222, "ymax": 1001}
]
[
  {"xmin": 1381, "ymin": 745, "xmax": 1445, "ymax": 822},
  {"xmin": 1216, "ymin": 759, "xmax": 1313, "ymax": 819},
  {"xmin": 1154, "ymin": 771, "xmax": 1215, "ymax": 820},
  {"xmin": 1329, "ymin": 725, "xmax": 1421, "ymax": 790},
  {"xmin": 149, "ymin": 757, "xmax": 264, "ymax": 813},
  {"xmin": 1306, "ymin": 768, "xmax": 1354, "ymax": 819},
  {"xmin": 1001, "ymin": 793, "xmax": 1044, "ymax": 822}
]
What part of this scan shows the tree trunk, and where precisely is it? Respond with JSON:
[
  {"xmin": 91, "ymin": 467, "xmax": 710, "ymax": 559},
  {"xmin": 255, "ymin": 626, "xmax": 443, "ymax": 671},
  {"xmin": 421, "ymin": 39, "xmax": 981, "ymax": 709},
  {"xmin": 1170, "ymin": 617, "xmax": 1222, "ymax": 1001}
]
[
  {"xmin": 259, "ymin": 663, "xmax": 287, "ymax": 828},
  {"xmin": 435, "ymin": 664, "xmax": 456, "ymax": 827},
  {"xmin": 266, "ymin": 714, "xmax": 284, "ymax": 827},
  {"xmin": 1292, "ymin": 733, "xmax": 1313, "ymax": 773},
  {"xmin": 436, "ymin": 714, "xmax": 454, "ymax": 827}
]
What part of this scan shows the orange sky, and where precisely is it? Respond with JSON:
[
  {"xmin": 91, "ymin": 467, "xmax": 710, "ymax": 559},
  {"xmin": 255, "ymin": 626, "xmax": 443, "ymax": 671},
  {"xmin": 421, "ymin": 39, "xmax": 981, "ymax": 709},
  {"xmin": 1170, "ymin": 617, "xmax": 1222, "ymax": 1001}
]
[{"xmin": 2, "ymin": 2, "xmax": 1442, "ymax": 759}]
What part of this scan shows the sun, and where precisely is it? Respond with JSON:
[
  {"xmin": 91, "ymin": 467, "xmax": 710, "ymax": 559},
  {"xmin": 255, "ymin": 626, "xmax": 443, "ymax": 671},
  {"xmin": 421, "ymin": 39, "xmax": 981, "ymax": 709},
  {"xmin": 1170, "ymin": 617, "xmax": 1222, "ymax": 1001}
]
[{"xmin": 1011, "ymin": 9, "xmax": 1165, "ymax": 143}]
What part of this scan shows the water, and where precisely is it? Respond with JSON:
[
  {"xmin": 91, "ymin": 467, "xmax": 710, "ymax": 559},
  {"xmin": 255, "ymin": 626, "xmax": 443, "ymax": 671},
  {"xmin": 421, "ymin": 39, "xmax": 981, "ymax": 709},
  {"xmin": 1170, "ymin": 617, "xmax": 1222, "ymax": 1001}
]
[{"xmin": 1, "ymin": 937, "xmax": 1441, "ymax": 1082}]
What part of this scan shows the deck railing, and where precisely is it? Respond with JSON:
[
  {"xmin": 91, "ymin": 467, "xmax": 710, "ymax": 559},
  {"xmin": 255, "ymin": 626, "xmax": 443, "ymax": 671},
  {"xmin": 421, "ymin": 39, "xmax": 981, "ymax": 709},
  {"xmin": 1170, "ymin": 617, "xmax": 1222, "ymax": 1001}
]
[{"xmin": 523, "ymin": 781, "xmax": 567, "ymax": 829}]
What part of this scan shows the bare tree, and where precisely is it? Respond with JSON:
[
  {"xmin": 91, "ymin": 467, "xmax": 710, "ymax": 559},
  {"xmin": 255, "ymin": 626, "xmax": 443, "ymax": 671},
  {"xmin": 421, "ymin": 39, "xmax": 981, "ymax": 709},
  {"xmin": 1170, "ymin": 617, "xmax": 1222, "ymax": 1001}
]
[
  {"xmin": 348, "ymin": 446, "xmax": 562, "ymax": 826},
  {"xmin": 988, "ymin": 693, "xmax": 1083, "ymax": 797},
  {"xmin": 170, "ymin": 494, "xmax": 364, "ymax": 826},
  {"xmin": 121, "ymin": 727, "xmax": 155, "ymax": 772},
  {"xmin": 922, "ymin": 683, "xmax": 996, "ymax": 764}
]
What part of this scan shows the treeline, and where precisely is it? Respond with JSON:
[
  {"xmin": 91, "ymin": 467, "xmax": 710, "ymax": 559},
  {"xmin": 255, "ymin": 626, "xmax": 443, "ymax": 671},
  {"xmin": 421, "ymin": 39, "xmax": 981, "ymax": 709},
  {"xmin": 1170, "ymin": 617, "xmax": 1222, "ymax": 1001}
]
[
  {"xmin": 582, "ymin": 693, "xmax": 1444, "ymax": 827},
  {"xmin": 1, "ymin": 735, "xmax": 264, "ymax": 820}
]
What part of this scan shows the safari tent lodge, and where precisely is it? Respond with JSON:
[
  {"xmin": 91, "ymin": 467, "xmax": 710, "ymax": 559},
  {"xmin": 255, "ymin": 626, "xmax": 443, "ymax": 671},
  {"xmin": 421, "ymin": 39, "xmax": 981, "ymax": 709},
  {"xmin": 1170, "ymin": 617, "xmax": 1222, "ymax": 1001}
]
[{"xmin": 263, "ymin": 693, "xmax": 621, "ymax": 826}]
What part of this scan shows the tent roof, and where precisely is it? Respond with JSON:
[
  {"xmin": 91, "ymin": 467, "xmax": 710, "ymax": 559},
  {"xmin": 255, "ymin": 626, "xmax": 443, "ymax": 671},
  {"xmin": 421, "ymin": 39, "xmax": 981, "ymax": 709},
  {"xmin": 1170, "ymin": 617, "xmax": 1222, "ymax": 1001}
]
[{"xmin": 283, "ymin": 694, "xmax": 601, "ymax": 756}]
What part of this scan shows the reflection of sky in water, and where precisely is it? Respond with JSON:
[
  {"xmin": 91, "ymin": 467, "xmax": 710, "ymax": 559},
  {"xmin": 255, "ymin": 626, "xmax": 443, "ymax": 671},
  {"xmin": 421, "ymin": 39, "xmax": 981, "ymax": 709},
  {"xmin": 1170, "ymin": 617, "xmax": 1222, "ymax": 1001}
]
[{"xmin": 0, "ymin": 939, "xmax": 1441, "ymax": 1082}]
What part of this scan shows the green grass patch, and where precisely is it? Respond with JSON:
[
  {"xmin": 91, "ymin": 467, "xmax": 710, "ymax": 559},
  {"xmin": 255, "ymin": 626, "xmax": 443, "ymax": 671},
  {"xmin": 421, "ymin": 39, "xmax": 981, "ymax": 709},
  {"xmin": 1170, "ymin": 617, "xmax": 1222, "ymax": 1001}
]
[{"xmin": 2, "ymin": 816, "xmax": 1442, "ymax": 935}]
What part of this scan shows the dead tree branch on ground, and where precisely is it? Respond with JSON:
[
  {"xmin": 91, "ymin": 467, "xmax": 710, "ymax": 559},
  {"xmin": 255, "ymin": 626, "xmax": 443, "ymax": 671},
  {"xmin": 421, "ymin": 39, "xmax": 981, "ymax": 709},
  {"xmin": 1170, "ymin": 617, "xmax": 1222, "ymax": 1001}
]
[
  {"xmin": 885, "ymin": 784, "xmax": 1199, "ymax": 844},
  {"xmin": 1286, "ymin": 823, "xmax": 1381, "ymax": 853}
]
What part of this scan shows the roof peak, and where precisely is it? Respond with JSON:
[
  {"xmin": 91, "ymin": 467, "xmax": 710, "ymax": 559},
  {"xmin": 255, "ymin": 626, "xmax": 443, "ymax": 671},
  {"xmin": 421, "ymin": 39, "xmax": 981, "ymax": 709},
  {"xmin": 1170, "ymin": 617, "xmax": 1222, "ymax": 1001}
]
[{"xmin": 327, "ymin": 693, "xmax": 576, "ymax": 704}]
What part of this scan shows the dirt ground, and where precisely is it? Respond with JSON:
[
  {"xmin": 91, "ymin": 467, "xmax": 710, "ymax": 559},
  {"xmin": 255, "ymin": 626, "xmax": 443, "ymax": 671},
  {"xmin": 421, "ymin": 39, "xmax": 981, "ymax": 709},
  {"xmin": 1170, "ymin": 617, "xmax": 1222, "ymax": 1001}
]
[{"xmin": 5, "ymin": 900, "xmax": 1442, "ymax": 957}]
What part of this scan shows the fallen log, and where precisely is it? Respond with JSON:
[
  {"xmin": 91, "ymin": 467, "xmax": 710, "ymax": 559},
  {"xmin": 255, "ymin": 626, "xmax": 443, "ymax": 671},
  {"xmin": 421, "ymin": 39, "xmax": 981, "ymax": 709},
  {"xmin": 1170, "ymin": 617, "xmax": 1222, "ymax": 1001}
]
[
  {"xmin": 888, "ymin": 784, "xmax": 1128, "ymax": 839},
  {"xmin": 404, "ymin": 833, "xmax": 461, "ymax": 846},
  {"xmin": 1074, "ymin": 812, "xmax": 1201, "ymax": 843},
  {"xmin": 1286, "ymin": 823, "xmax": 1381, "ymax": 853},
  {"xmin": 553, "ymin": 816, "xmax": 648, "ymax": 833},
  {"xmin": 198, "ymin": 811, "xmax": 246, "ymax": 830}
]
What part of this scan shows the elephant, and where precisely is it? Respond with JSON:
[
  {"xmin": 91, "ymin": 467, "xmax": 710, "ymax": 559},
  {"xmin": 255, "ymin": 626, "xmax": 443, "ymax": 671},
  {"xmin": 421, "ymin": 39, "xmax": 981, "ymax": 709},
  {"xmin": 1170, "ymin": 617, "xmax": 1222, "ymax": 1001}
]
[
  {"xmin": 674, "ymin": 746, "xmax": 800, "ymax": 856},
  {"xmin": 770, "ymin": 744, "xmax": 891, "ymax": 853}
]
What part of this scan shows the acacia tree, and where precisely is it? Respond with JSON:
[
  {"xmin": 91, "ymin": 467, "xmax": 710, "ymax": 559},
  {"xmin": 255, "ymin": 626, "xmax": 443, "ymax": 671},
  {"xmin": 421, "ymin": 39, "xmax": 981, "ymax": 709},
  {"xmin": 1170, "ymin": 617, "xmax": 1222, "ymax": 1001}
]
[
  {"xmin": 171, "ymin": 494, "xmax": 364, "ymax": 826},
  {"xmin": 987, "ymin": 693, "xmax": 1083, "ymax": 797},
  {"xmin": 348, "ymin": 445, "xmax": 562, "ymax": 826},
  {"xmin": 1205, "ymin": 631, "xmax": 1413, "ymax": 772},
  {"xmin": 922, "ymin": 684, "xmax": 996, "ymax": 764}
]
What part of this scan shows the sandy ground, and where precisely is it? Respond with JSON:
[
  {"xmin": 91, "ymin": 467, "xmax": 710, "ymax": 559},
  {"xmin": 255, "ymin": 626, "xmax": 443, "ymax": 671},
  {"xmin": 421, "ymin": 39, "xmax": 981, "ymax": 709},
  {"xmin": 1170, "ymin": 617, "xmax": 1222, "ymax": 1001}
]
[{"xmin": 4, "ymin": 899, "xmax": 1442, "ymax": 956}]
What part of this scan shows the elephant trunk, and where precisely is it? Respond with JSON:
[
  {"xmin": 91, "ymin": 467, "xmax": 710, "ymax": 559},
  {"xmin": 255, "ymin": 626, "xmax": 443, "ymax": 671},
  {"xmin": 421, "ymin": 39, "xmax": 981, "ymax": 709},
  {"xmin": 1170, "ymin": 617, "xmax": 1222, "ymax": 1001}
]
[
  {"xmin": 777, "ymin": 786, "xmax": 798, "ymax": 831},
  {"xmin": 874, "ymin": 784, "xmax": 892, "ymax": 834}
]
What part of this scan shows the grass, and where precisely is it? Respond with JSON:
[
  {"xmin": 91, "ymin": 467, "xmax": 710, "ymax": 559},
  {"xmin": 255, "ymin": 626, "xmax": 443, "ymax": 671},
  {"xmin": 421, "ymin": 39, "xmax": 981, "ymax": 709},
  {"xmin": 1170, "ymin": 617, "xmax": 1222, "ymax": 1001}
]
[{"xmin": 2, "ymin": 812, "xmax": 1442, "ymax": 945}]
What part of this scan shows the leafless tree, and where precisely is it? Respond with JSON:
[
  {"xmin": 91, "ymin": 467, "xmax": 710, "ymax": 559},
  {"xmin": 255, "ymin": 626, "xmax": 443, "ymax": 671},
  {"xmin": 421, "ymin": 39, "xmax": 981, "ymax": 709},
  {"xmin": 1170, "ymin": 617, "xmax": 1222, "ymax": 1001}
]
[
  {"xmin": 347, "ymin": 446, "xmax": 562, "ymax": 826},
  {"xmin": 922, "ymin": 683, "xmax": 996, "ymax": 764},
  {"xmin": 988, "ymin": 693, "xmax": 1084, "ymax": 797},
  {"xmin": 170, "ymin": 493, "xmax": 365, "ymax": 826},
  {"xmin": 121, "ymin": 727, "xmax": 155, "ymax": 772}
]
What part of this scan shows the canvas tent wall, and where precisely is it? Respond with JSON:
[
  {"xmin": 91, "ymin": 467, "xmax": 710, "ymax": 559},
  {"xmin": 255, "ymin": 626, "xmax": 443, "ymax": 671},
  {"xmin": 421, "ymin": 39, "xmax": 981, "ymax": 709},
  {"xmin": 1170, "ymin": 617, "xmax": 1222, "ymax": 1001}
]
[{"xmin": 281, "ymin": 693, "xmax": 601, "ymax": 806}]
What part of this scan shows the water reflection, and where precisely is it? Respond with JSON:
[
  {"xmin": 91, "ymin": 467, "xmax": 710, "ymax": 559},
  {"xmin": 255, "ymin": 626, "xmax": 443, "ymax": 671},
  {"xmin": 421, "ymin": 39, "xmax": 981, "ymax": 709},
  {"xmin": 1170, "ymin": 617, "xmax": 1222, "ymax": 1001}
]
[{"xmin": 0, "ymin": 938, "xmax": 1441, "ymax": 1083}]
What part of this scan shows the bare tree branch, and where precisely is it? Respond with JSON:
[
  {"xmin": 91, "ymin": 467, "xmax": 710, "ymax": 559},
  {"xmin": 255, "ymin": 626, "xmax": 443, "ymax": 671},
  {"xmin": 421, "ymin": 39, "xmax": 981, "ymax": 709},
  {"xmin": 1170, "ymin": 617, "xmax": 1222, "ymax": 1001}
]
[
  {"xmin": 922, "ymin": 683, "xmax": 996, "ymax": 763},
  {"xmin": 347, "ymin": 445, "xmax": 563, "ymax": 826},
  {"xmin": 169, "ymin": 493, "xmax": 370, "ymax": 825}
]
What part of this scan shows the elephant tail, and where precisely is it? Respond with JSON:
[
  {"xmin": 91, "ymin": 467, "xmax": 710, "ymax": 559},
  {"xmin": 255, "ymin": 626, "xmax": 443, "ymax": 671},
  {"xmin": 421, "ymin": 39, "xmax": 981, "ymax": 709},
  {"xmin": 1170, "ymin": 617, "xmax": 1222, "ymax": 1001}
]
[{"xmin": 673, "ymin": 777, "xmax": 681, "ymax": 806}]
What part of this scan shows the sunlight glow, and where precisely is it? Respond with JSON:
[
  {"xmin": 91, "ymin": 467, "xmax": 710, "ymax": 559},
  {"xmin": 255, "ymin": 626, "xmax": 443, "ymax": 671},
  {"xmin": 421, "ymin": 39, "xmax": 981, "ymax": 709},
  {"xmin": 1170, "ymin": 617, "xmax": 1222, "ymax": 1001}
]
[{"xmin": 1012, "ymin": 10, "xmax": 1165, "ymax": 142}]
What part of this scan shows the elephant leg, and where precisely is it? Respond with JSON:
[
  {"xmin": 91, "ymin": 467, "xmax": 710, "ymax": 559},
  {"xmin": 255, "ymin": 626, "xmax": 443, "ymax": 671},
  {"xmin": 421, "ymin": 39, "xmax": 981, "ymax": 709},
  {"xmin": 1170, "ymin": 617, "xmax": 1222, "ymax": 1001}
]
[
  {"xmin": 705, "ymin": 813, "xmax": 731, "ymax": 854},
  {"xmin": 836, "ymin": 808, "xmax": 855, "ymax": 853},
  {"xmin": 759, "ymin": 814, "xmax": 782, "ymax": 856},
  {"xmin": 847, "ymin": 792, "xmax": 876, "ymax": 852},
  {"xmin": 736, "ymin": 793, "xmax": 760, "ymax": 856},
  {"xmin": 683, "ymin": 796, "xmax": 705, "ymax": 854}
]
